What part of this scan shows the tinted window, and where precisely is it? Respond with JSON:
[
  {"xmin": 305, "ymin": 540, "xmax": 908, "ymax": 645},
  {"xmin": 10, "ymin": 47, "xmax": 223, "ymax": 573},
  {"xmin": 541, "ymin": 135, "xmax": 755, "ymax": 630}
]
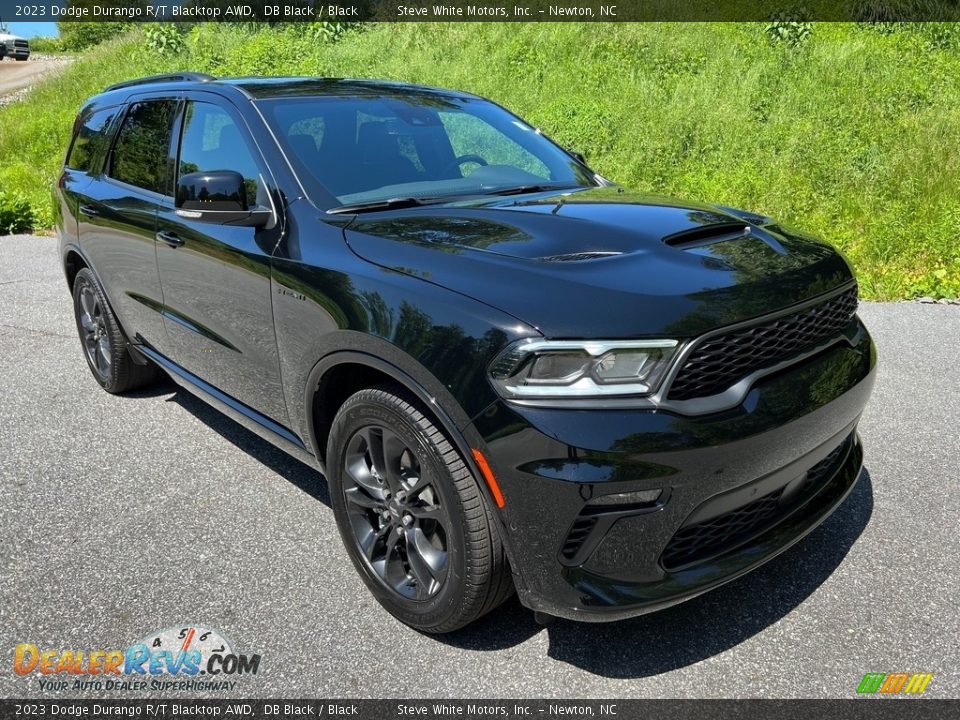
[
  {"xmin": 260, "ymin": 95, "xmax": 596, "ymax": 205},
  {"xmin": 178, "ymin": 102, "xmax": 261, "ymax": 207},
  {"xmin": 109, "ymin": 101, "xmax": 178, "ymax": 195},
  {"xmin": 66, "ymin": 107, "xmax": 119, "ymax": 173}
]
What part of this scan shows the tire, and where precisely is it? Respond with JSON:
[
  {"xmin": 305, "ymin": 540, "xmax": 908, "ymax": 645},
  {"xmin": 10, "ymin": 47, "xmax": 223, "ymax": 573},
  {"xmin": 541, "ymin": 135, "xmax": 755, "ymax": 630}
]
[
  {"xmin": 72, "ymin": 268, "xmax": 158, "ymax": 394},
  {"xmin": 326, "ymin": 385, "xmax": 513, "ymax": 633}
]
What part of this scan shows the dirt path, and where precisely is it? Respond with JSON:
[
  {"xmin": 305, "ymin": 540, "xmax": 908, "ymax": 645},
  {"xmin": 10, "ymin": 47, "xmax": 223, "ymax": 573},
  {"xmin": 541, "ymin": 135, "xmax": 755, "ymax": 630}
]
[{"xmin": 0, "ymin": 56, "xmax": 72, "ymax": 104}]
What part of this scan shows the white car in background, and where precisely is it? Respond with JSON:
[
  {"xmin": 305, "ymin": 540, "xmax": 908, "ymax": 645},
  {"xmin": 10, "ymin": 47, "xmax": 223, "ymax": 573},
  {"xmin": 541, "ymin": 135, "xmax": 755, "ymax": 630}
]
[{"xmin": 0, "ymin": 23, "xmax": 30, "ymax": 61}]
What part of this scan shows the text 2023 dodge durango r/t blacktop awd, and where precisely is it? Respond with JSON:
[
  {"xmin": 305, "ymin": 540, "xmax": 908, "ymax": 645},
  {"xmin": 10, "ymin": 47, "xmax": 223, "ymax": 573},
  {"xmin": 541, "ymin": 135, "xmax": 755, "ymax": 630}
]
[{"xmin": 55, "ymin": 75, "xmax": 876, "ymax": 632}]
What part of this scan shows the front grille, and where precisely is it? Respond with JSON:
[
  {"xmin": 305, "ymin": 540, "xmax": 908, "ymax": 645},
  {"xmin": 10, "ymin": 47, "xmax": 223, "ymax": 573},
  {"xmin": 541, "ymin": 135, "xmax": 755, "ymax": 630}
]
[
  {"xmin": 799, "ymin": 436, "xmax": 851, "ymax": 493},
  {"xmin": 13, "ymin": 40, "xmax": 28, "ymax": 48},
  {"xmin": 668, "ymin": 287, "xmax": 858, "ymax": 401},
  {"xmin": 661, "ymin": 436, "xmax": 852, "ymax": 570}
]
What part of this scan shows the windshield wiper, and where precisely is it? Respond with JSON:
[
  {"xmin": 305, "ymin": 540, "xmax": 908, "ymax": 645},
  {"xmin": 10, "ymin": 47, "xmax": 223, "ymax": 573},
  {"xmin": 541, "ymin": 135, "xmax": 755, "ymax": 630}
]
[
  {"xmin": 330, "ymin": 185, "xmax": 583, "ymax": 214},
  {"xmin": 328, "ymin": 197, "xmax": 433, "ymax": 215},
  {"xmin": 482, "ymin": 184, "xmax": 580, "ymax": 197}
]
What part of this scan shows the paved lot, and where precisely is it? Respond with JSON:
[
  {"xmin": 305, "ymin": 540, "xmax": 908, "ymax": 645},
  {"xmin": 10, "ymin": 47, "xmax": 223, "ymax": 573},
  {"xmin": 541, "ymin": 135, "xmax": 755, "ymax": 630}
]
[{"xmin": 0, "ymin": 234, "xmax": 957, "ymax": 699}]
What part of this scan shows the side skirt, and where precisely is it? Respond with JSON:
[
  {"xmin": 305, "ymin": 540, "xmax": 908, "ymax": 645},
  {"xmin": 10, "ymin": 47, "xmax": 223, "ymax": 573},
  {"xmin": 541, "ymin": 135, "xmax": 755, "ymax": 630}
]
[{"xmin": 137, "ymin": 345, "xmax": 322, "ymax": 473}]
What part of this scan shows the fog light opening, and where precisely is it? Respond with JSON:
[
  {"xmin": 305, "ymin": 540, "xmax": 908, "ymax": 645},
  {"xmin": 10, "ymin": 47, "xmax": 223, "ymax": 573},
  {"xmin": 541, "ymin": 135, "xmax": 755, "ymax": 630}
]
[{"xmin": 588, "ymin": 488, "xmax": 663, "ymax": 508}]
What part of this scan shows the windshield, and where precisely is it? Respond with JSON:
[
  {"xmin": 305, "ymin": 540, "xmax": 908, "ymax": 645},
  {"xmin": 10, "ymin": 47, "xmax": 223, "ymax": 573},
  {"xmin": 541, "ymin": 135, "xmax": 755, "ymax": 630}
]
[{"xmin": 257, "ymin": 93, "xmax": 597, "ymax": 207}]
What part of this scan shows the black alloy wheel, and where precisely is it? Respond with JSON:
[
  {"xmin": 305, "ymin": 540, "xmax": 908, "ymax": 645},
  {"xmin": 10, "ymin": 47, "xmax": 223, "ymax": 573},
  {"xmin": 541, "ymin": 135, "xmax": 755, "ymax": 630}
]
[
  {"xmin": 327, "ymin": 386, "xmax": 514, "ymax": 633},
  {"xmin": 77, "ymin": 280, "xmax": 112, "ymax": 381},
  {"xmin": 71, "ymin": 268, "xmax": 158, "ymax": 394},
  {"xmin": 342, "ymin": 424, "xmax": 451, "ymax": 600}
]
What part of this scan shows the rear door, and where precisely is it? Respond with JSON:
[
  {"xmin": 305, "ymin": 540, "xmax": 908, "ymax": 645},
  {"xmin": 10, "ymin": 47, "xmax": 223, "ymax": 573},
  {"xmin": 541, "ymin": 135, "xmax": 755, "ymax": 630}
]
[
  {"xmin": 57, "ymin": 104, "xmax": 121, "ymax": 257},
  {"xmin": 154, "ymin": 94, "xmax": 288, "ymax": 426},
  {"xmin": 76, "ymin": 97, "xmax": 180, "ymax": 350}
]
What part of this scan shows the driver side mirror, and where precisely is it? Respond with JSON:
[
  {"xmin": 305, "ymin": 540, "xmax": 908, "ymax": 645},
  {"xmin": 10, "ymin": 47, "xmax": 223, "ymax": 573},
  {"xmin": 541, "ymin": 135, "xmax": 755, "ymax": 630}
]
[{"xmin": 175, "ymin": 170, "xmax": 272, "ymax": 227}]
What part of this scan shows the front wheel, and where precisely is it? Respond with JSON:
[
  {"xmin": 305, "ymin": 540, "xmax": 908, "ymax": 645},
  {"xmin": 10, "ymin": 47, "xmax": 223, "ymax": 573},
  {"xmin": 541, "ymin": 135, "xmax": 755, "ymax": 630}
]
[{"xmin": 326, "ymin": 386, "xmax": 513, "ymax": 633}]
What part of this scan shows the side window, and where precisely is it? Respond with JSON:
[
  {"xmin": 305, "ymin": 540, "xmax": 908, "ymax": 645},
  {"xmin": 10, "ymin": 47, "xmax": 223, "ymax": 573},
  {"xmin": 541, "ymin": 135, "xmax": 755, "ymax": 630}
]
[
  {"xmin": 108, "ymin": 100, "xmax": 178, "ymax": 195},
  {"xmin": 66, "ymin": 107, "xmax": 119, "ymax": 173},
  {"xmin": 178, "ymin": 102, "xmax": 261, "ymax": 207}
]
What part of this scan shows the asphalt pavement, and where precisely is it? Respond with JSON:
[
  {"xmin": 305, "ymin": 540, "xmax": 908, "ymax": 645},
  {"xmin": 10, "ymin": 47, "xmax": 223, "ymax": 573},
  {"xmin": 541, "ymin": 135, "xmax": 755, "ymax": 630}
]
[{"xmin": 0, "ymin": 234, "xmax": 957, "ymax": 699}]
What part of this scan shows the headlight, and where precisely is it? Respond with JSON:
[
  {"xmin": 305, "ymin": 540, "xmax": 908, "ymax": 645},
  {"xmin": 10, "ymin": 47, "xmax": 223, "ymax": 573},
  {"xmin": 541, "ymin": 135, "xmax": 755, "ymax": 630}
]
[{"xmin": 489, "ymin": 339, "xmax": 680, "ymax": 399}]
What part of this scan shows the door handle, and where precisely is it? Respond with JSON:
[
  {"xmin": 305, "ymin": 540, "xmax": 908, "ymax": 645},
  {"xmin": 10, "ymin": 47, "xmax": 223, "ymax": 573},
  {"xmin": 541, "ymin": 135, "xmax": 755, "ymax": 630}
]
[
  {"xmin": 156, "ymin": 230, "xmax": 185, "ymax": 248},
  {"xmin": 78, "ymin": 204, "xmax": 99, "ymax": 218}
]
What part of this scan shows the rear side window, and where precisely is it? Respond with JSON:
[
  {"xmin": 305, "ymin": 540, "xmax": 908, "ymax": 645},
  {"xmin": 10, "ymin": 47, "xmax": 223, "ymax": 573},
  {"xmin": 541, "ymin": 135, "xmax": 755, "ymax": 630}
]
[
  {"xmin": 66, "ymin": 107, "xmax": 119, "ymax": 173},
  {"xmin": 108, "ymin": 100, "xmax": 178, "ymax": 195}
]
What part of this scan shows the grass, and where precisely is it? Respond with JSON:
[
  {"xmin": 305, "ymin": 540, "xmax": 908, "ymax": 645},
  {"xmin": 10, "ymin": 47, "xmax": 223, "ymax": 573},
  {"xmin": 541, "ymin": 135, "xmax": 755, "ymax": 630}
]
[{"xmin": 0, "ymin": 22, "xmax": 958, "ymax": 299}]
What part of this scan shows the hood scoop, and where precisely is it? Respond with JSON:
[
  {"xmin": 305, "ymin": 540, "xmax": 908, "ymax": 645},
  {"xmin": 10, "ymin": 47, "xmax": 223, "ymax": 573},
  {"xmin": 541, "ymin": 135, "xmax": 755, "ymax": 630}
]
[
  {"xmin": 663, "ymin": 222, "xmax": 751, "ymax": 251},
  {"xmin": 539, "ymin": 251, "xmax": 624, "ymax": 262}
]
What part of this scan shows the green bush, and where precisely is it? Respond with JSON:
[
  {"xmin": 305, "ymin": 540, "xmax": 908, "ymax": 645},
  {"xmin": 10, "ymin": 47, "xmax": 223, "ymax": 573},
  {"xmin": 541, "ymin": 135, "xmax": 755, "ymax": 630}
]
[
  {"xmin": 143, "ymin": 24, "xmax": 187, "ymax": 55},
  {"xmin": 56, "ymin": 0, "xmax": 150, "ymax": 49},
  {"xmin": 57, "ymin": 23, "xmax": 128, "ymax": 50},
  {"xmin": 766, "ymin": 20, "xmax": 813, "ymax": 47},
  {"xmin": 27, "ymin": 36, "xmax": 68, "ymax": 54},
  {"xmin": 0, "ymin": 191, "xmax": 34, "ymax": 235},
  {"xmin": 309, "ymin": 21, "xmax": 359, "ymax": 43}
]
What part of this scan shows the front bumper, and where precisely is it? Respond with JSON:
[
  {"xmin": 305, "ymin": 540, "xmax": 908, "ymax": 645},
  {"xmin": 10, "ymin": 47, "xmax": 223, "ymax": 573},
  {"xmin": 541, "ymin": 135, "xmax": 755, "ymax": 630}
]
[{"xmin": 469, "ymin": 319, "xmax": 876, "ymax": 621}]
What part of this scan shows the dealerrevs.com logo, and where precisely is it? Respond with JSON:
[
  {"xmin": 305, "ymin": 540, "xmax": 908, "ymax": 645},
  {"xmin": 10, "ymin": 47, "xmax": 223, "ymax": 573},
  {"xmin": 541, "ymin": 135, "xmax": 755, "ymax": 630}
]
[{"xmin": 13, "ymin": 626, "xmax": 261, "ymax": 693}]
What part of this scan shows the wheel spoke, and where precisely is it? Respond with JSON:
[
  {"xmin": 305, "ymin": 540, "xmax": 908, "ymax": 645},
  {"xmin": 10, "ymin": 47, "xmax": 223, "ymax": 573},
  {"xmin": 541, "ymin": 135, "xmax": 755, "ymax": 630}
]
[
  {"xmin": 344, "ymin": 486, "xmax": 383, "ymax": 511},
  {"xmin": 404, "ymin": 466, "xmax": 432, "ymax": 497},
  {"xmin": 380, "ymin": 430, "xmax": 408, "ymax": 491},
  {"xmin": 372, "ymin": 527, "xmax": 403, "ymax": 579},
  {"xmin": 363, "ymin": 427, "xmax": 391, "ymax": 486},
  {"xmin": 359, "ymin": 522, "xmax": 391, "ymax": 561},
  {"xmin": 405, "ymin": 527, "xmax": 445, "ymax": 595},
  {"xmin": 80, "ymin": 289, "xmax": 96, "ymax": 318},
  {"xmin": 408, "ymin": 503, "xmax": 445, "ymax": 525},
  {"xmin": 97, "ymin": 337, "xmax": 112, "ymax": 370},
  {"xmin": 345, "ymin": 452, "xmax": 384, "ymax": 497}
]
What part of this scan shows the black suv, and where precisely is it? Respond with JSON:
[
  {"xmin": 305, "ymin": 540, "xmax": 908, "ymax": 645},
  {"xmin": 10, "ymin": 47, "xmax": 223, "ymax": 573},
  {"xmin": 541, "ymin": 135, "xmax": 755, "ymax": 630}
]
[{"xmin": 55, "ymin": 74, "xmax": 876, "ymax": 632}]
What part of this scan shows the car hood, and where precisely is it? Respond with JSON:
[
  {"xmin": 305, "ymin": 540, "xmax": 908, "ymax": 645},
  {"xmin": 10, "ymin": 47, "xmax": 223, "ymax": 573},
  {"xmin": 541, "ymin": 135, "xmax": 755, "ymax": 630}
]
[
  {"xmin": 0, "ymin": 33, "xmax": 25, "ymax": 42},
  {"xmin": 342, "ymin": 187, "xmax": 855, "ymax": 338}
]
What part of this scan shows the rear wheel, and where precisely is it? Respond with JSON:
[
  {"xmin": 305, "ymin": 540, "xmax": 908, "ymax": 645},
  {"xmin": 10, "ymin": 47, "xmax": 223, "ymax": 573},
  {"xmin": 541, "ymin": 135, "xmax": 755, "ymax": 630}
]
[
  {"xmin": 72, "ymin": 268, "xmax": 158, "ymax": 393},
  {"xmin": 326, "ymin": 386, "xmax": 513, "ymax": 633}
]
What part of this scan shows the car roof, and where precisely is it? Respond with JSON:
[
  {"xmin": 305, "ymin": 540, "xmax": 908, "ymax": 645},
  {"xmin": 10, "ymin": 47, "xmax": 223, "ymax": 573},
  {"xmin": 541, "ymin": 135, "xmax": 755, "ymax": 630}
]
[
  {"xmin": 90, "ymin": 75, "xmax": 479, "ymax": 105},
  {"xmin": 224, "ymin": 77, "xmax": 479, "ymax": 100}
]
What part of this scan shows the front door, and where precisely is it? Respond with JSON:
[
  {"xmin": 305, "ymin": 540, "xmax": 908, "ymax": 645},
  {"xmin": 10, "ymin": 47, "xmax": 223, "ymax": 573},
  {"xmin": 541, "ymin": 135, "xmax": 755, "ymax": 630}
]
[{"xmin": 155, "ymin": 96, "xmax": 288, "ymax": 427}]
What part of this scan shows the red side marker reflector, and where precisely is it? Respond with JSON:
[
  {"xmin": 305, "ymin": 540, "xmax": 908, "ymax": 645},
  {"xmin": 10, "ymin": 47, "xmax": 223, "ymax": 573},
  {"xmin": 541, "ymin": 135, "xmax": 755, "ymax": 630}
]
[{"xmin": 471, "ymin": 449, "xmax": 506, "ymax": 509}]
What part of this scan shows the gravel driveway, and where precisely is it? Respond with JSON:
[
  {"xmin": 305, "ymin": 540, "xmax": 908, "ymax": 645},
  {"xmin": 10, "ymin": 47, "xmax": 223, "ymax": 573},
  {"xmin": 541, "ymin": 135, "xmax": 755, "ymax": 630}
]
[
  {"xmin": 0, "ymin": 234, "xmax": 957, "ymax": 699},
  {"xmin": 0, "ymin": 56, "xmax": 73, "ymax": 107}
]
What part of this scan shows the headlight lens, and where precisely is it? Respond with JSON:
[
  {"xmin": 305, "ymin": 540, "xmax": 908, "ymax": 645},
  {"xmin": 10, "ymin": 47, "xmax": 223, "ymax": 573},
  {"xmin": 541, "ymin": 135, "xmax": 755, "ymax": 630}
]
[{"xmin": 489, "ymin": 339, "xmax": 680, "ymax": 399}]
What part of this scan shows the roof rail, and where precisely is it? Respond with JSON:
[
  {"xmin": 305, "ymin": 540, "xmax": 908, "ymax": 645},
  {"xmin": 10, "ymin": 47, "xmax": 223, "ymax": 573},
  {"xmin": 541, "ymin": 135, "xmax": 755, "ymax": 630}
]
[{"xmin": 104, "ymin": 73, "xmax": 216, "ymax": 93}]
